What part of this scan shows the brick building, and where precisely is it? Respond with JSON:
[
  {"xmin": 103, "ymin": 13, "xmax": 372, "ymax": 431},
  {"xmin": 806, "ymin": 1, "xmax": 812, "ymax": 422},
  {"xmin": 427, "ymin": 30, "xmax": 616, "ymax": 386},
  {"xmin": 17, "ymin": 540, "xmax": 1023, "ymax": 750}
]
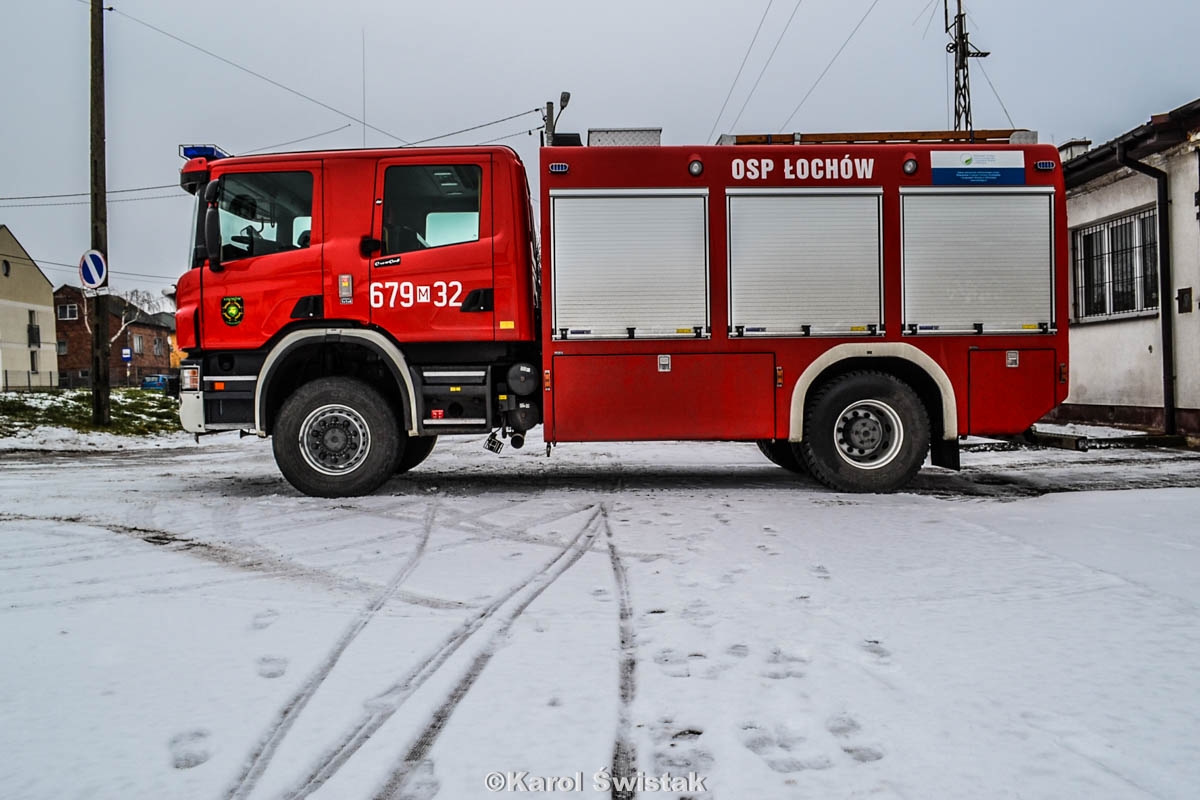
[{"xmin": 54, "ymin": 285, "xmax": 175, "ymax": 387}]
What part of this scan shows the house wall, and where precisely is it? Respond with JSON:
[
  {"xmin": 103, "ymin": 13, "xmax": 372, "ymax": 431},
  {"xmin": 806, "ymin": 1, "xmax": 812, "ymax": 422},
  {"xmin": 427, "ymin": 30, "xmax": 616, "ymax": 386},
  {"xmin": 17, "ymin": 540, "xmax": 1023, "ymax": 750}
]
[
  {"xmin": 1064, "ymin": 142, "xmax": 1200, "ymax": 430},
  {"xmin": 0, "ymin": 227, "xmax": 59, "ymax": 388}
]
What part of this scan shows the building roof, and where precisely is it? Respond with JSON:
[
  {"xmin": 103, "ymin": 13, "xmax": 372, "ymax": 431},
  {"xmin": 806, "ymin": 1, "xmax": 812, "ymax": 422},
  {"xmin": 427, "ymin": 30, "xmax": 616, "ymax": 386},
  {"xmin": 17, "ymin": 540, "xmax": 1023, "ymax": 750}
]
[
  {"xmin": 0, "ymin": 225, "xmax": 54, "ymax": 291},
  {"xmin": 1063, "ymin": 97, "xmax": 1200, "ymax": 190}
]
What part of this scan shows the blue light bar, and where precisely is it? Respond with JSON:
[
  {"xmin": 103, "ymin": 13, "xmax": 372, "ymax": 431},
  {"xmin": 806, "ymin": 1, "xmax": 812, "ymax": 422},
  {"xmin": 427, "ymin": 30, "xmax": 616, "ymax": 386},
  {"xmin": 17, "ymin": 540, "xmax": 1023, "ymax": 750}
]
[{"xmin": 179, "ymin": 144, "xmax": 231, "ymax": 160}]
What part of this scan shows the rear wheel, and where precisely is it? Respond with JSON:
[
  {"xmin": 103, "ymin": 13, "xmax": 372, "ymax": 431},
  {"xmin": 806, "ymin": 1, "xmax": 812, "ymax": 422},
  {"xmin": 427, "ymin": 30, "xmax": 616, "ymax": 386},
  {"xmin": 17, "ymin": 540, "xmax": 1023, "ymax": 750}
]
[
  {"xmin": 797, "ymin": 371, "xmax": 929, "ymax": 493},
  {"xmin": 272, "ymin": 377, "xmax": 402, "ymax": 497},
  {"xmin": 756, "ymin": 439, "xmax": 807, "ymax": 474},
  {"xmin": 396, "ymin": 435, "xmax": 437, "ymax": 474}
]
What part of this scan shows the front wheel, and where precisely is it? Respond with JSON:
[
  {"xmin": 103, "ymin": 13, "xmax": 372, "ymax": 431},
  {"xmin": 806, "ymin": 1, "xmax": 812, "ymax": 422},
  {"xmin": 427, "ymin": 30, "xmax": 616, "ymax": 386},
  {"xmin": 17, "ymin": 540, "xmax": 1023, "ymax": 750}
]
[
  {"xmin": 797, "ymin": 371, "xmax": 929, "ymax": 493},
  {"xmin": 272, "ymin": 377, "xmax": 402, "ymax": 497}
]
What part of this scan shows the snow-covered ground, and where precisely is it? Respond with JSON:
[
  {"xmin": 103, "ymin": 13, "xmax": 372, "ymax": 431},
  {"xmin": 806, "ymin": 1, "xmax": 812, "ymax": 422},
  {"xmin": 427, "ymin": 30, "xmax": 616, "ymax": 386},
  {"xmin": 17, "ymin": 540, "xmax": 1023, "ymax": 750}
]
[{"xmin": 2, "ymin": 432, "xmax": 1199, "ymax": 799}]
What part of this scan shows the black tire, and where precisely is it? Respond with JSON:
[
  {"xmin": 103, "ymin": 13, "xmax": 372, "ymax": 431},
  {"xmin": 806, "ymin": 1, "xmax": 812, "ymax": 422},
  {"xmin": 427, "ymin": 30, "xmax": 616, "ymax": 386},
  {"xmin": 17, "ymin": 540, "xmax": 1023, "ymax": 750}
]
[
  {"xmin": 395, "ymin": 435, "xmax": 437, "ymax": 474},
  {"xmin": 756, "ymin": 439, "xmax": 807, "ymax": 474},
  {"xmin": 796, "ymin": 371, "xmax": 929, "ymax": 493},
  {"xmin": 272, "ymin": 377, "xmax": 403, "ymax": 497}
]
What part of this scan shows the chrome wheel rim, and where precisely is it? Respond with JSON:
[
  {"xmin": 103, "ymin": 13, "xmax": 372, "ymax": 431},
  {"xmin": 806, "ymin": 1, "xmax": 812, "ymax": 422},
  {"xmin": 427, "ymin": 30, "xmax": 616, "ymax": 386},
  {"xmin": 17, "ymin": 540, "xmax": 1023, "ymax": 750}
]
[
  {"xmin": 834, "ymin": 400, "xmax": 903, "ymax": 470},
  {"xmin": 298, "ymin": 404, "xmax": 371, "ymax": 476}
]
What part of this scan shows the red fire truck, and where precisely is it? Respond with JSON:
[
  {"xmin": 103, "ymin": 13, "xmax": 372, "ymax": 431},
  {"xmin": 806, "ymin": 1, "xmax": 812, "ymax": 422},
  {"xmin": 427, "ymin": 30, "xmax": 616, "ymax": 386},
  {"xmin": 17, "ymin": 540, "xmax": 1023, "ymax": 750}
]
[{"xmin": 174, "ymin": 130, "xmax": 1068, "ymax": 497}]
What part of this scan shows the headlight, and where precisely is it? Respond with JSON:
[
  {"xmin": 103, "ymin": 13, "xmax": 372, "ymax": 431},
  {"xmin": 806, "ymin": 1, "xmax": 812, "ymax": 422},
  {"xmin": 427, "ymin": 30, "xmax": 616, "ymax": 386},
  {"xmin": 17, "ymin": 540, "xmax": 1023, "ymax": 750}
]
[{"xmin": 181, "ymin": 366, "xmax": 200, "ymax": 392}]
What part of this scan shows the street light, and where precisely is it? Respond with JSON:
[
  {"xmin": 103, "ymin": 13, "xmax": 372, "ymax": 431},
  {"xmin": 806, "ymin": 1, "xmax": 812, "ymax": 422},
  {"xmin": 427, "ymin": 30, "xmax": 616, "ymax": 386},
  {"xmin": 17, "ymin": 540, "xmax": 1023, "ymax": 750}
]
[{"xmin": 546, "ymin": 91, "xmax": 571, "ymax": 146}]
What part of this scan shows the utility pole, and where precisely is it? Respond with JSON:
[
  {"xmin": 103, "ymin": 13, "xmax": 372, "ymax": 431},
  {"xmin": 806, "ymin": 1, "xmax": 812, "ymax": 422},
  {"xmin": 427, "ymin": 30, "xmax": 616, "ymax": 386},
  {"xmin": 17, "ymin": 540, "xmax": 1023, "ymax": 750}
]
[
  {"xmin": 945, "ymin": 0, "xmax": 989, "ymax": 137},
  {"xmin": 90, "ymin": 0, "xmax": 111, "ymax": 425}
]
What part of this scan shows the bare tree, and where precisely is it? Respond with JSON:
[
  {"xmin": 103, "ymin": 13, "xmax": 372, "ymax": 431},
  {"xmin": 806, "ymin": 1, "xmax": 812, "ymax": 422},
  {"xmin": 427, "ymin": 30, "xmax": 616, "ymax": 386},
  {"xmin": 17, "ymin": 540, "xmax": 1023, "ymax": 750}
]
[
  {"xmin": 121, "ymin": 288, "xmax": 170, "ymax": 315},
  {"xmin": 80, "ymin": 288, "xmax": 154, "ymax": 344}
]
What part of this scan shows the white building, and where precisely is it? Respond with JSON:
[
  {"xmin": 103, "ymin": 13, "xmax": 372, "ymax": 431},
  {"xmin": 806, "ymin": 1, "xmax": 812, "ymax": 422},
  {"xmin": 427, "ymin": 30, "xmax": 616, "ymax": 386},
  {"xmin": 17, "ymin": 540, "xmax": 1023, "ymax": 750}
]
[
  {"xmin": 0, "ymin": 225, "xmax": 59, "ymax": 389},
  {"xmin": 1056, "ymin": 99, "xmax": 1200, "ymax": 436}
]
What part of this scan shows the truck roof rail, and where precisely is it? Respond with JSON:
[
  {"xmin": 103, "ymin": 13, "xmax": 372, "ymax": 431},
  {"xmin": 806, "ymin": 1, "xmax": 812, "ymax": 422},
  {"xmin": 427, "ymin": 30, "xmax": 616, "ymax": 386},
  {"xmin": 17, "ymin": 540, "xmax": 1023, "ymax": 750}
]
[{"xmin": 716, "ymin": 129, "xmax": 1037, "ymax": 145}]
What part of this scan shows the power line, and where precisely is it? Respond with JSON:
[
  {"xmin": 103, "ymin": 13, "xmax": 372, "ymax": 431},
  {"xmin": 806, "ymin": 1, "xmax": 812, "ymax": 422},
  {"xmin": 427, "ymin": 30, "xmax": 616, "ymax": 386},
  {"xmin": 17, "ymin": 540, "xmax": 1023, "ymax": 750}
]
[
  {"xmin": 0, "ymin": 194, "xmax": 182, "ymax": 209},
  {"xmin": 976, "ymin": 60, "xmax": 1015, "ymax": 128},
  {"xmin": 706, "ymin": 0, "xmax": 775, "ymax": 143},
  {"xmin": 477, "ymin": 126, "xmax": 545, "ymax": 145},
  {"xmin": 0, "ymin": 184, "xmax": 176, "ymax": 201},
  {"xmin": 922, "ymin": 0, "xmax": 940, "ymax": 39},
  {"xmin": 241, "ymin": 123, "xmax": 353, "ymax": 154},
  {"xmin": 72, "ymin": 3, "xmax": 545, "ymax": 159},
  {"xmin": 912, "ymin": 0, "xmax": 938, "ymax": 26},
  {"xmin": 779, "ymin": 0, "xmax": 882, "ymax": 131},
  {"xmin": 404, "ymin": 109, "xmax": 542, "ymax": 147},
  {"xmin": 728, "ymin": 0, "xmax": 806, "ymax": 133},
  {"xmin": 0, "ymin": 251, "xmax": 177, "ymax": 282},
  {"xmin": 95, "ymin": 3, "xmax": 413, "ymax": 144}
]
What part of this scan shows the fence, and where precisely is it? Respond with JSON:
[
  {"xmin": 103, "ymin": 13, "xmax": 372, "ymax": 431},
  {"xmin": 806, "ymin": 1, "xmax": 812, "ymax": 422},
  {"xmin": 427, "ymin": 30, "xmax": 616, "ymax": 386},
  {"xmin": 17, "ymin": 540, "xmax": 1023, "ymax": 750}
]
[
  {"xmin": 2, "ymin": 371, "xmax": 177, "ymax": 391},
  {"xmin": 2, "ymin": 371, "xmax": 59, "ymax": 392}
]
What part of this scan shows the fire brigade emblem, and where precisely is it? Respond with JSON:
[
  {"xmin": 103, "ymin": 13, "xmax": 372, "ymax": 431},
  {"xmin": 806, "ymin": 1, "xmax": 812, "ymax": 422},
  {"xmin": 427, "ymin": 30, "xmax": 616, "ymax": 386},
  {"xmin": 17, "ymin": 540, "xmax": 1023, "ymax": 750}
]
[{"xmin": 221, "ymin": 296, "xmax": 244, "ymax": 326}]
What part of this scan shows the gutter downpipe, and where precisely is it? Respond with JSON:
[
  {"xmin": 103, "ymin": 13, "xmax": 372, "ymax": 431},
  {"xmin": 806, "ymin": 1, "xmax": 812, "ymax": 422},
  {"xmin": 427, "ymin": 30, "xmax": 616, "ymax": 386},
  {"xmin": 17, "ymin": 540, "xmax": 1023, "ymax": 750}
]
[{"xmin": 1116, "ymin": 142, "xmax": 1177, "ymax": 434}]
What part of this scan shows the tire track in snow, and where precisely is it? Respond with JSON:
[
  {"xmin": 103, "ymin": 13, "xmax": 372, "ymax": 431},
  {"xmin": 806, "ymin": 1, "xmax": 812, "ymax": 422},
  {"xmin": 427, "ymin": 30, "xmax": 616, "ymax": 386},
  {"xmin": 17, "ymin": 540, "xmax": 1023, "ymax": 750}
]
[
  {"xmin": 223, "ymin": 500, "xmax": 439, "ymax": 800},
  {"xmin": 0, "ymin": 513, "xmax": 378, "ymax": 597},
  {"xmin": 295, "ymin": 506, "xmax": 602, "ymax": 800},
  {"xmin": 604, "ymin": 504, "xmax": 639, "ymax": 800}
]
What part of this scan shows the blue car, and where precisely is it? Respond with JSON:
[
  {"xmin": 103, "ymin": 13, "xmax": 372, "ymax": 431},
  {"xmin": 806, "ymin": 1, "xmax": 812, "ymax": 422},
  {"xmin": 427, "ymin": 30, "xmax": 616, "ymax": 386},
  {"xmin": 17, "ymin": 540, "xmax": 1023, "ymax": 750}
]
[{"xmin": 141, "ymin": 374, "xmax": 170, "ymax": 391}]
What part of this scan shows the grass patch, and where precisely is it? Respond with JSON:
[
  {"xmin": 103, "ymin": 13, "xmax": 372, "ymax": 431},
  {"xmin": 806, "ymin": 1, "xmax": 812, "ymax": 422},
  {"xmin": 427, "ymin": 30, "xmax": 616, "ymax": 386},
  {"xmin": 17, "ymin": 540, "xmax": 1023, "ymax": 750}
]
[{"xmin": 0, "ymin": 389, "xmax": 182, "ymax": 437}]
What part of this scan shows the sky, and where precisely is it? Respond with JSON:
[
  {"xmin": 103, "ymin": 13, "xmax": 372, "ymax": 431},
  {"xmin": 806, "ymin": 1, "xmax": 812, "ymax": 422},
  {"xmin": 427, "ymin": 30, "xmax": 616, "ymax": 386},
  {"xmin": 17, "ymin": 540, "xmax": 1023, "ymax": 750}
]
[{"xmin": 1, "ymin": 0, "xmax": 1196, "ymax": 298}]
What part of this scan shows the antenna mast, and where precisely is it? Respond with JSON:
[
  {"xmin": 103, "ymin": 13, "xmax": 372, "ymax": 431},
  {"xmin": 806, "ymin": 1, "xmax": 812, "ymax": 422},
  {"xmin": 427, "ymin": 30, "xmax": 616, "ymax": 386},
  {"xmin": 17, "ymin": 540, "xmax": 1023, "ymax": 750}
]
[{"xmin": 945, "ymin": 0, "xmax": 989, "ymax": 137}]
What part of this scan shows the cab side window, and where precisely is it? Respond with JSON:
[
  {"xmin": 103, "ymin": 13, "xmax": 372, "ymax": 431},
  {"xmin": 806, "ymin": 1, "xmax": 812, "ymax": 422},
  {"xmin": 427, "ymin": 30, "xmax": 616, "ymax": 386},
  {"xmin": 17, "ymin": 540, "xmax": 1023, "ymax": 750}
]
[
  {"xmin": 217, "ymin": 171, "xmax": 313, "ymax": 262},
  {"xmin": 382, "ymin": 164, "xmax": 481, "ymax": 256}
]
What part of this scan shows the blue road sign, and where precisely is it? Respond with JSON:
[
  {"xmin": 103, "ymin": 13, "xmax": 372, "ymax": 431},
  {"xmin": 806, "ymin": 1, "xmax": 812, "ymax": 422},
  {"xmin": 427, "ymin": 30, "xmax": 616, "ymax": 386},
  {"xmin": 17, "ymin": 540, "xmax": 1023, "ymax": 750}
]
[
  {"xmin": 79, "ymin": 250, "xmax": 108, "ymax": 289},
  {"xmin": 121, "ymin": 347, "xmax": 132, "ymax": 363}
]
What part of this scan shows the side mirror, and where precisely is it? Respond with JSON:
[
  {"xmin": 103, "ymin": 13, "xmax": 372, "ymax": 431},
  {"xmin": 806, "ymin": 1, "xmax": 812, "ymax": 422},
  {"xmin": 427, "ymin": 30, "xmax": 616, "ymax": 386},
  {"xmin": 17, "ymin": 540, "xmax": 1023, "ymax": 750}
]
[
  {"xmin": 204, "ymin": 181, "xmax": 223, "ymax": 272},
  {"xmin": 205, "ymin": 205, "xmax": 223, "ymax": 272},
  {"xmin": 360, "ymin": 236, "xmax": 383, "ymax": 258}
]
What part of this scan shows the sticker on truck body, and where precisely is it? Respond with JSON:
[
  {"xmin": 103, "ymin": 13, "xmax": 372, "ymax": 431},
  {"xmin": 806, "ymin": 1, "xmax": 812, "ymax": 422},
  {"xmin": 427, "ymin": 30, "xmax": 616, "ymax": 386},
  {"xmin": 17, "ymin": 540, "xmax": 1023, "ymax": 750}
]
[{"xmin": 931, "ymin": 151, "xmax": 1026, "ymax": 186}]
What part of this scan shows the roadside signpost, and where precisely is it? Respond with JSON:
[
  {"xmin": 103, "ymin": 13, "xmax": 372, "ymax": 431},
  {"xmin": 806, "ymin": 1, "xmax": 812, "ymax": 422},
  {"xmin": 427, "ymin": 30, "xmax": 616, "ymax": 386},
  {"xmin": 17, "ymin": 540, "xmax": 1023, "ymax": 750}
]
[{"xmin": 79, "ymin": 249, "xmax": 108, "ymax": 291}]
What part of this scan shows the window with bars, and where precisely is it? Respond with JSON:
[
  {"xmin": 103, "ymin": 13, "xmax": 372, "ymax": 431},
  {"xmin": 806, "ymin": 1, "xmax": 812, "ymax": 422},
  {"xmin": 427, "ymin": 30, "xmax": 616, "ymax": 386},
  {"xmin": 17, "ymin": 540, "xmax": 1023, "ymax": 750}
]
[{"xmin": 1072, "ymin": 208, "xmax": 1158, "ymax": 320}]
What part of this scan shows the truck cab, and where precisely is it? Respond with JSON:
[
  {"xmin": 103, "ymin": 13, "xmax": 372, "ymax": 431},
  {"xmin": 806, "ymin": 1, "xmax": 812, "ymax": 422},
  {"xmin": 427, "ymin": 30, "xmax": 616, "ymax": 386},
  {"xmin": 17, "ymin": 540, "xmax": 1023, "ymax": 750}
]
[{"xmin": 175, "ymin": 145, "xmax": 542, "ymax": 495}]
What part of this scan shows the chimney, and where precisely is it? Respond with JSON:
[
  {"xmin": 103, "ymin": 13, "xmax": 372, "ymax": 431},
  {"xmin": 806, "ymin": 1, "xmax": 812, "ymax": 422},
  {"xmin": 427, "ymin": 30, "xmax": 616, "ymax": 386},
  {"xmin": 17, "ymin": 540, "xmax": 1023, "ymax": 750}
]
[{"xmin": 1058, "ymin": 138, "xmax": 1092, "ymax": 163}]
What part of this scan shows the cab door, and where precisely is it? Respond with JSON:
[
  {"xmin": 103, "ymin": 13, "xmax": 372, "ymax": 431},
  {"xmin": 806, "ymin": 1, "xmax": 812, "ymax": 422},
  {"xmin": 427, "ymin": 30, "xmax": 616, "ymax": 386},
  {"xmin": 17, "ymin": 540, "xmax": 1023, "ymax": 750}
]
[
  {"xmin": 200, "ymin": 162, "xmax": 321, "ymax": 350},
  {"xmin": 368, "ymin": 154, "xmax": 494, "ymax": 341}
]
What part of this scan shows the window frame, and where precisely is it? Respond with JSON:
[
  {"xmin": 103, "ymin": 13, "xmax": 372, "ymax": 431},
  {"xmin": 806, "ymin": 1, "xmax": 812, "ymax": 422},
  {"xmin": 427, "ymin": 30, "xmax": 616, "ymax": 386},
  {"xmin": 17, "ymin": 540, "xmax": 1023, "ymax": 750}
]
[
  {"xmin": 57, "ymin": 304, "xmax": 79, "ymax": 320},
  {"xmin": 215, "ymin": 170, "xmax": 315, "ymax": 264},
  {"xmin": 1071, "ymin": 207, "xmax": 1159, "ymax": 323},
  {"xmin": 380, "ymin": 163, "xmax": 484, "ymax": 256},
  {"xmin": 132, "ymin": 334, "xmax": 144, "ymax": 355}
]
